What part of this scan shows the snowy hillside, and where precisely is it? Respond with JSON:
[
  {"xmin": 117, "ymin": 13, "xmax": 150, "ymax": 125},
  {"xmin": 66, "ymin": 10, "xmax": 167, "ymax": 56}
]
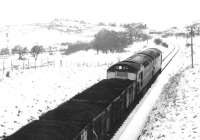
[{"xmin": 0, "ymin": 19, "xmax": 125, "ymax": 50}]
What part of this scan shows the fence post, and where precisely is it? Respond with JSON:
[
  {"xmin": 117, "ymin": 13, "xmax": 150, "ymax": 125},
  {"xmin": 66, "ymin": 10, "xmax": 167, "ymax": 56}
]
[
  {"xmin": 60, "ymin": 59, "xmax": 63, "ymax": 67},
  {"xmin": 190, "ymin": 26, "xmax": 194, "ymax": 68},
  {"xmin": 3, "ymin": 60, "xmax": 5, "ymax": 74},
  {"xmin": 47, "ymin": 57, "xmax": 49, "ymax": 68},
  {"xmin": 35, "ymin": 60, "xmax": 36, "ymax": 70},
  {"xmin": 41, "ymin": 58, "xmax": 43, "ymax": 67},
  {"xmin": 28, "ymin": 59, "xmax": 30, "ymax": 69},
  {"xmin": 23, "ymin": 61, "xmax": 25, "ymax": 70},
  {"xmin": 11, "ymin": 60, "xmax": 13, "ymax": 71}
]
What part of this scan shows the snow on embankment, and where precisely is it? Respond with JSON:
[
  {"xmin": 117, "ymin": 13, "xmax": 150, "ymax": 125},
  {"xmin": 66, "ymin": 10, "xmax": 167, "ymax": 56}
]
[{"xmin": 138, "ymin": 40, "xmax": 200, "ymax": 139}]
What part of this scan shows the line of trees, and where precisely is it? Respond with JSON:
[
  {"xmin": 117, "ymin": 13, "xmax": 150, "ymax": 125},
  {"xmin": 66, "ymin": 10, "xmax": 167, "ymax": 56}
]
[
  {"xmin": 92, "ymin": 23, "xmax": 151, "ymax": 53},
  {"xmin": 62, "ymin": 23, "xmax": 151, "ymax": 55},
  {"xmin": 0, "ymin": 45, "xmax": 44, "ymax": 60},
  {"xmin": 92, "ymin": 29, "xmax": 131, "ymax": 53},
  {"xmin": 0, "ymin": 48, "xmax": 9, "ymax": 55},
  {"xmin": 11, "ymin": 45, "xmax": 29, "ymax": 60}
]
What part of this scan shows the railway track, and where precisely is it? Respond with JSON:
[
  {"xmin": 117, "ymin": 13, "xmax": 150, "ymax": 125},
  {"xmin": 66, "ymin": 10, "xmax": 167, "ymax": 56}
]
[
  {"xmin": 162, "ymin": 47, "xmax": 176, "ymax": 62},
  {"xmin": 111, "ymin": 46, "xmax": 180, "ymax": 140},
  {"xmin": 162, "ymin": 47, "xmax": 180, "ymax": 71}
]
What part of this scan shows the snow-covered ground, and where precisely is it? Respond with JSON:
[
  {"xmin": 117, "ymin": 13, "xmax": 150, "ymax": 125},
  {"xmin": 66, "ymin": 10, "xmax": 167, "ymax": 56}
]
[
  {"xmin": 0, "ymin": 39, "xmax": 153, "ymax": 139},
  {"xmin": 137, "ymin": 37, "xmax": 200, "ymax": 140},
  {"xmin": 0, "ymin": 28, "xmax": 186, "ymax": 139}
]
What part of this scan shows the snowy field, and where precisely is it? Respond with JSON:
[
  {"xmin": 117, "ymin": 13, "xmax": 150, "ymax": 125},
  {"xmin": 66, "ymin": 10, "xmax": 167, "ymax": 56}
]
[
  {"xmin": 0, "ymin": 20, "xmax": 124, "ymax": 49},
  {"xmin": 138, "ymin": 37, "xmax": 200, "ymax": 140}
]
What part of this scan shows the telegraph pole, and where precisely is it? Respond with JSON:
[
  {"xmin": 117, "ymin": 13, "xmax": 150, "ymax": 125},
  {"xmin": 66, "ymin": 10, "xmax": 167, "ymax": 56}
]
[
  {"xmin": 190, "ymin": 26, "xmax": 194, "ymax": 68},
  {"xmin": 6, "ymin": 26, "xmax": 9, "ymax": 49}
]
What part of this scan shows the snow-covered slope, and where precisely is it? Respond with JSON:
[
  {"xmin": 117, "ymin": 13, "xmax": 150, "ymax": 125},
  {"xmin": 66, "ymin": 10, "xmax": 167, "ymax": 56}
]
[{"xmin": 138, "ymin": 37, "xmax": 200, "ymax": 140}]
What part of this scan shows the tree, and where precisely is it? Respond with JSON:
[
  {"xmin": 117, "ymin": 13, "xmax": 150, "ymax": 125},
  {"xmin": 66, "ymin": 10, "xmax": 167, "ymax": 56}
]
[
  {"xmin": 22, "ymin": 47, "xmax": 29, "ymax": 54},
  {"xmin": 154, "ymin": 38, "xmax": 162, "ymax": 45},
  {"xmin": 109, "ymin": 22, "xmax": 116, "ymax": 27},
  {"xmin": 0, "ymin": 48, "xmax": 9, "ymax": 55},
  {"xmin": 31, "ymin": 45, "xmax": 44, "ymax": 69},
  {"xmin": 31, "ymin": 45, "xmax": 44, "ymax": 61},
  {"xmin": 123, "ymin": 23, "xmax": 149, "ymax": 42},
  {"xmin": 161, "ymin": 42, "xmax": 168, "ymax": 48},
  {"xmin": 93, "ymin": 29, "xmax": 129, "ymax": 53},
  {"xmin": 12, "ymin": 45, "xmax": 27, "ymax": 60}
]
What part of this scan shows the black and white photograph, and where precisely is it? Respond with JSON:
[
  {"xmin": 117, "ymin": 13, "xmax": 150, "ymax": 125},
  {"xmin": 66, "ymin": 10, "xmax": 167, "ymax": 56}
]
[{"xmin": 0, "ymin": 0, "xmax": 200, "ymax": 139}]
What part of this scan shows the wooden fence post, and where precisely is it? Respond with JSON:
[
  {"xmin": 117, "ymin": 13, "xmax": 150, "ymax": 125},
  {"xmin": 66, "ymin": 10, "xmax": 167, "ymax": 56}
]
[
  {"xmin": 11, "ymin": 60, "xmax": 13, "ymax": 71},
  {"xmin": 190, "ymin": 26, "xmax": 194, "ymax": 68},
  {"xmin": 35, "ymin": 60, "xmax": 36, "ymax": 70},
  {"xmin": 23, "ymin": 61, "xmax": 25, "ymax": 70},
  {"xmin": 47, "ymin": 57, "xmax": 49, "ymax": 68},
  {"xmin": 3, "ymin": 60, "xmax": 5, "ymax": 74},
  {"xmin": 28, "ymin": 59, "xmax": 30, "ymax": 69}
]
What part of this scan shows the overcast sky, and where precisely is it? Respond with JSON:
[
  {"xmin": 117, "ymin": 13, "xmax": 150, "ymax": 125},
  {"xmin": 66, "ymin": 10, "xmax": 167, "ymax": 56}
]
[{"xmin": 0, "ymin": 0, "xmax": 200, "ymax": 29}]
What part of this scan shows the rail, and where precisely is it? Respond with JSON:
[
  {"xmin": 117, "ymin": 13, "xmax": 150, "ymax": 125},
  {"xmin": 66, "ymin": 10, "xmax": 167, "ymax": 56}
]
[
  {"xmin": 162, "ymin": 47, "xmax": 180, "ymax": 71},
  {"xmin": 162, "ymin": 47, "xmax": 176, "ymax": 62}
]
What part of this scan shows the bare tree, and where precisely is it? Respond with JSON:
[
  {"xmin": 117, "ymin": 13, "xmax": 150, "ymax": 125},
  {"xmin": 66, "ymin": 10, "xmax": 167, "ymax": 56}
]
[
  {"xmin": 31, "ymin": 45, "xmax": 44, "ymax": 60},
  {"xmin": 0, "ymin": 48, "xmax": 10, "ymax": 55},
  {"xmin": 31, "ymin": 45, "xmax": 44, "ymax": 68},
  {"xmin": 12, "ymin": 45, "xmax": 27, "ymax": 60}
]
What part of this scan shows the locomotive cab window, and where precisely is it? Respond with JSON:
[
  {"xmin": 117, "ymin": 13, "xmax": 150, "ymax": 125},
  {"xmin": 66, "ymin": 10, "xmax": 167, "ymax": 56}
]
[
  {"xmin": 115, "ymin": 65, "xmax": 128, "ymax": 71},
  {"xmin": 115, "ymin": 65, "xmax": 122, "ymax": 70}
]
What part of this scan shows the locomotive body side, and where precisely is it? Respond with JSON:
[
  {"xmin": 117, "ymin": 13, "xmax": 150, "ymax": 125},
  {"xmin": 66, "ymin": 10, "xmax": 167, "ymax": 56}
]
[
  {"xmin": 145, "ymin": 48, "xmax": 162, "ymax": 74},
  {"xmin": 131, "ymin": 54, "xmax": 154, "ymax": 91}
]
